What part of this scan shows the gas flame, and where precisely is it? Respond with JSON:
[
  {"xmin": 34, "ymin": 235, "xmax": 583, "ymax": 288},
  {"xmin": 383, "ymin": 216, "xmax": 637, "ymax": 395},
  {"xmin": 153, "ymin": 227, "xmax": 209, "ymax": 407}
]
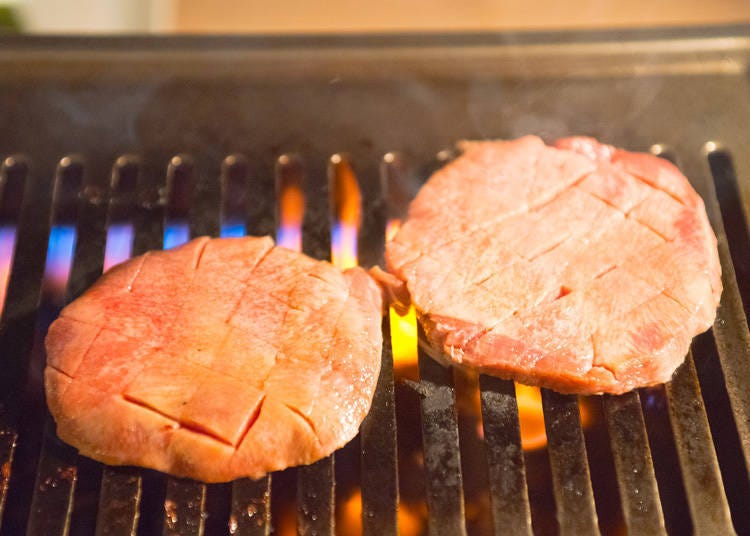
[
  {"xmin": 44, "ymin": 225, "xmax": 76, "ymax": 302},
  {"xmin": 515, "ymin": 383, "xmax": 547, "ymax": 451},
  {"xmin": 0, "ymin": 226, "xmax": 15, "ymax": 312},
  {"xmin": 385, "ymin": 219, "xmax": 420, "ymax": 378},
  {"xmin": 275, "ymin": 154, "xmax": 305, "ymax": 252},
  {"xmin": 331, "ymin": 155, "xmax": 361, "ymax": 270},
  {"xmin": 389, "ymin": 305, "xmax": 419, "ymax": 378},
  {"xmin": 338, "ymin": 489, "xmax": 424, "ymax": 536},
  {"xmin": 103, "ymin": 224, "xmax": 133, "ymax": 271},
  {"xmin": 277, "ymin": 183, "xmax": 304, "ymax": 252},
  {"xmin": 164, "ymin": 223, "xmax": 189, "ymax": 249}
]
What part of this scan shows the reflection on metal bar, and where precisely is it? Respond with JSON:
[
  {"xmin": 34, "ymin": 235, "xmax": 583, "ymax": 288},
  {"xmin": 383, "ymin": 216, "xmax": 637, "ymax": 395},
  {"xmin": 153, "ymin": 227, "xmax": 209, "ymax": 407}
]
[
  {"xmin": 360, "ymin": 317, "xmax": 399, "ymax": 536},
  {"xmin": 479, "ymin": 375, "xmax": 532, "ymax": 536},
  {"xmin": 541, "ymin": 389, "xmax": 599, "ymax": 536},
  {"xmin": 417, "ymin": 334, "xmax": 467, "ymax": 536},
  {"xmin": 700, "ymin": 150, "xmax": 750, "ymax": 475},
  {"xmin": 0, "ymin": 157, "xmax": 61, "ymax": 531},
  {"xmin": 230, "ymin": 477, "xmax": 270, "ymax": 536},
  {"xmin": 665, "ymin": 353, "xmax": 734, "ymax": 533},
  {"xmin": 603, "ymin": 392, "xmax": 665, "ymax": 534}
]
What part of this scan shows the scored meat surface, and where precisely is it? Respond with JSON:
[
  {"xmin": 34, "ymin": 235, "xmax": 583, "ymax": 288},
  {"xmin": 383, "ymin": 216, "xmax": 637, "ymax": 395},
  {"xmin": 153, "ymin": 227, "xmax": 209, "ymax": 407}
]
[
  {"xmin": 45, "ymin": 236, "xmax": 383, "ymax": 482},
  {"xmin": 385, "ymin": 136, "xmax": 721, "ymax": 394}
]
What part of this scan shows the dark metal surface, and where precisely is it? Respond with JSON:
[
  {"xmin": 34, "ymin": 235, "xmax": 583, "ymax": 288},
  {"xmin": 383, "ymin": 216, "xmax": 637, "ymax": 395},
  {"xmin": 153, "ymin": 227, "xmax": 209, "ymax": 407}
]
[
  {"xmin": 162, "ymin": 478, "xmax": 206, "ymax": 536},
  {"xmin": 358, "ymin": 153, "xmax": 398, "ymax": 536},
  {"xmin": 0, "ymin": 157, "xmax": 59, "ymax": 532},
  {"xmin": 229, "ymin": 477, "xmax": 270, "ymax": 536},
  {"xmin": 296, "ymin": 459, "xmax": 335, "ymax": 536},
  {"xmin": 479, "ymin": 375, "xmax": 532, "ymax": 536},
  {"xmin": 96, "ymin": 466, "xmax": 142, "ymax": 536},
  {"xmin": 0, "ymin": 25, "xmax": 748, "ymax": 535},
  {"xmin": 541, "ymin": 390, "xmax": 599, "ymax": 535},
  {"xmin": 27, "ymin": 158, "xmax": 106, "ymax": 536},
  {"xmin": 699, "ymin": 151, "xmax": 750, "ymax": 476},
  {"xmin": 95, "ymin": 158, "xmax": 165, "ymax": 536},
  {"xmin": 359, "ymin": 318, "xmax": 398, "ymax": 536},
  {"xmin": 417, "ymin": 339, "xmax": 466, "ymax": 536},
  {"xmin": 295, "ymin": 155, "xmax": 336, "ymax": 536},
  {"xmin": 0, "ymin": 158, "xmax": 23, "ymax": 518},
  {"xmin": 603, "ymin": 392, "xmax": 665, "ymax": 534},
  {"xmin": 665, "ymin": 353, "xmax": 734, "ymax": 534}
]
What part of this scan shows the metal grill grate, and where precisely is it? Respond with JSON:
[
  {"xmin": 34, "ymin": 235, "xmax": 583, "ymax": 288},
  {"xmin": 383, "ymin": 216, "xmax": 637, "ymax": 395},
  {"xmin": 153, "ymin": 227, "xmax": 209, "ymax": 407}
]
[{"xmin": 0, "ymin": 25, "xmax": 749, "ymax": 535}]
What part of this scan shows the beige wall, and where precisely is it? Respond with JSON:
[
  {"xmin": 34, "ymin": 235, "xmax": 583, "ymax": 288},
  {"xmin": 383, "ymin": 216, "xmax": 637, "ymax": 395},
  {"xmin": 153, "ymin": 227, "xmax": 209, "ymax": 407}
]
[{"xmin": 175, "ymin": 0, "xmax": 750, "ymax": 34}]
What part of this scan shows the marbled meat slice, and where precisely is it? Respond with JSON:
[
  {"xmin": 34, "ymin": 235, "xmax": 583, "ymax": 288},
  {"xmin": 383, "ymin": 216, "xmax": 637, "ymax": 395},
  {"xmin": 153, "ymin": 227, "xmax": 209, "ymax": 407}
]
[
  {"xmin": 45, "ymin": 236, "xmax": 383, "ymax": 482},
  {"xmin": 384, "ymin": 136, "xmax": 721, "ymax": 394}
]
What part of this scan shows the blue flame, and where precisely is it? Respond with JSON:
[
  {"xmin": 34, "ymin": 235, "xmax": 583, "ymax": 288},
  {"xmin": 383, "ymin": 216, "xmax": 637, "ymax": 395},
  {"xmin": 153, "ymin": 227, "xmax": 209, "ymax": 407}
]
[
  {"xmin": 45, "ymin": 225, "xmax": 76, "ymax": 291},
  {"xmin": 276, "ymin": 225, "xmax": 301, "ymax": 251},
  {"xmin": 164, "ymin": 223, "xmax": 190, "ymax": 249},
  {"xmin": 0, "ymin": 225, "xmax": 16, "ymax": 310},
  {"xmin": 104, "ymin": 224, "xmax": 133, "ymax": 271},
  {"xmin": 221, "ymin": 221, "xmax": 246, "ymax": 238}
]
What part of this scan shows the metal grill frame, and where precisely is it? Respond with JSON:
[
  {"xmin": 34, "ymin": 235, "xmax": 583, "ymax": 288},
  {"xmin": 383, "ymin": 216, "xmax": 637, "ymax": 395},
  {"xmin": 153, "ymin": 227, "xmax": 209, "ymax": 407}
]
[{"xmin": 0, "ymin": 24, "xmax": 749, "ymax": 535}]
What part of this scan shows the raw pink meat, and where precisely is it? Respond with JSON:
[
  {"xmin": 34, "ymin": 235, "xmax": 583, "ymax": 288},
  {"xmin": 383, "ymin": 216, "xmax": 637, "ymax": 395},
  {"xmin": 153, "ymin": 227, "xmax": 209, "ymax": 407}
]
[
  {"xmin": 45, "ymin": 236, "xmax": 383, "ymax": 482},
  {"xmin": 385, "ymin": 136, "xmax": 721, "ymax": 394}
]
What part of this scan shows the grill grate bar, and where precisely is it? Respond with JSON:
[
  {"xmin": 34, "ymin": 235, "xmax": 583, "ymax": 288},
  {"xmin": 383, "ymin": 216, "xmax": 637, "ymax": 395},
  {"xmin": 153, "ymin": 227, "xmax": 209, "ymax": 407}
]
[
  {"xmin": 417, "ymin": 333, "xmax": 467, "ymax": 536},
  {"xmin": 478, "ymin": 375, "xmax": 532, "ymax": 536},
  {"xmin": 603, "ymin": 391, "xmax": 665, "ymax": 534},
  {"xmin": 665, "ymin": 352, "xmax": 734, "ymax": 533},
  {"xmin": 0, "ymin": 157, "xmax": 59, "ymax": 532},
  {"xmin": 96, "ymin": 466, "xmax": 142, "ymax": 536},
  {"xmin": 226, "ymin": 155, "xmax": 274, "ymax": 536},
  {"xmin": 541, "ymin": 389, "xmax": 599, "ymax": 536},
  {"xmin": 159, "ymin": 157, "xmax": 220, "ymax": 536},
  {"xmin": 229, "ymin": 477, "xmax": 270, "ymax": 536},
  {"xmin": 27, "ymin": 158, "xmax": 110, "ymax": 536},
  {"xmin": 359, "ymin": 317, "xmax": 398, "ymax": 536},
  {"xmin": 0, "ymin": 156, "xmax": 24, "ymax": 520},
  {"xmin": 162, "ymin": 478, "xmax": 206, "ymax": 536},
  {"xmin": 226, "ymin": 155, "xmax": 273, "ymax": 536},
  {"xmin": 95, "ymin": 157, "xmax": 165, "ymax": 536},
  {"xmin": 0, "ymin": 428, "xmax": 15, "ymax": 519},
  {"xmin": 296, "ymin": 458, "xmax": 335, "ymax": 536},
  {"xmin": 699, "ymin": 150, "xmax": 750, "ymax": 475},
  {"xmin": 26, "ymin": 429, "xmax": 78, "ymax": 536},
  {"xmin": 296, "ymin": 156, "xmax": 335, "ymax": 536},
  {"xmin": 358, "ymin": 155, "xmax": 398, "ymax": 535},
  {"xmin": 0, "ymin": 157, "xmax": 56, "ymax": 399}
]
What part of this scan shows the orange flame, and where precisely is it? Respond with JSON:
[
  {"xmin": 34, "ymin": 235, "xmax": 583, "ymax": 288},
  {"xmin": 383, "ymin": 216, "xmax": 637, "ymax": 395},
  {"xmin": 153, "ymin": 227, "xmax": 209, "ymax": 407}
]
[
  {"xmin": 385, "ymin": 220, "xmax": 420, "ymax": 379},
  {"xmin": 331, "ymin": 155, "xmax": 361, "ymax": 270},
  {"xmin": 338, "ymin": 489, "xmax": 424, "ymax": 536},
  {"xmin": 389, "ymin": 305, "xmax": 419, "ymax": 379},
  {"xmin": 515, "ymin": 383, "xmax": 548, "ymax": 450},
  {"xmin": 277, "ymin": 183, "xmax": 304, "ymax": 252}
]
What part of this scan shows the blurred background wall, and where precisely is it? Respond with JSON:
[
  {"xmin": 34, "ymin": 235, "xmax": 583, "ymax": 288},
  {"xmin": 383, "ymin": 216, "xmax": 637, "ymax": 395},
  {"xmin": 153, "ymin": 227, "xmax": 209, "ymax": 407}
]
[{"xmin": 4, "ymin": 0, "xmax": 750, "ymax": 34}]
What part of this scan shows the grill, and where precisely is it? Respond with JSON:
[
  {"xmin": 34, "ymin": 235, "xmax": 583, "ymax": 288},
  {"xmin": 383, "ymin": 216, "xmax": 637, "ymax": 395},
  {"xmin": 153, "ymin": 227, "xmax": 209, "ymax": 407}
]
[{"xmin": 1, "ymin": 25, "xmax": 749, "ymax": 535}]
